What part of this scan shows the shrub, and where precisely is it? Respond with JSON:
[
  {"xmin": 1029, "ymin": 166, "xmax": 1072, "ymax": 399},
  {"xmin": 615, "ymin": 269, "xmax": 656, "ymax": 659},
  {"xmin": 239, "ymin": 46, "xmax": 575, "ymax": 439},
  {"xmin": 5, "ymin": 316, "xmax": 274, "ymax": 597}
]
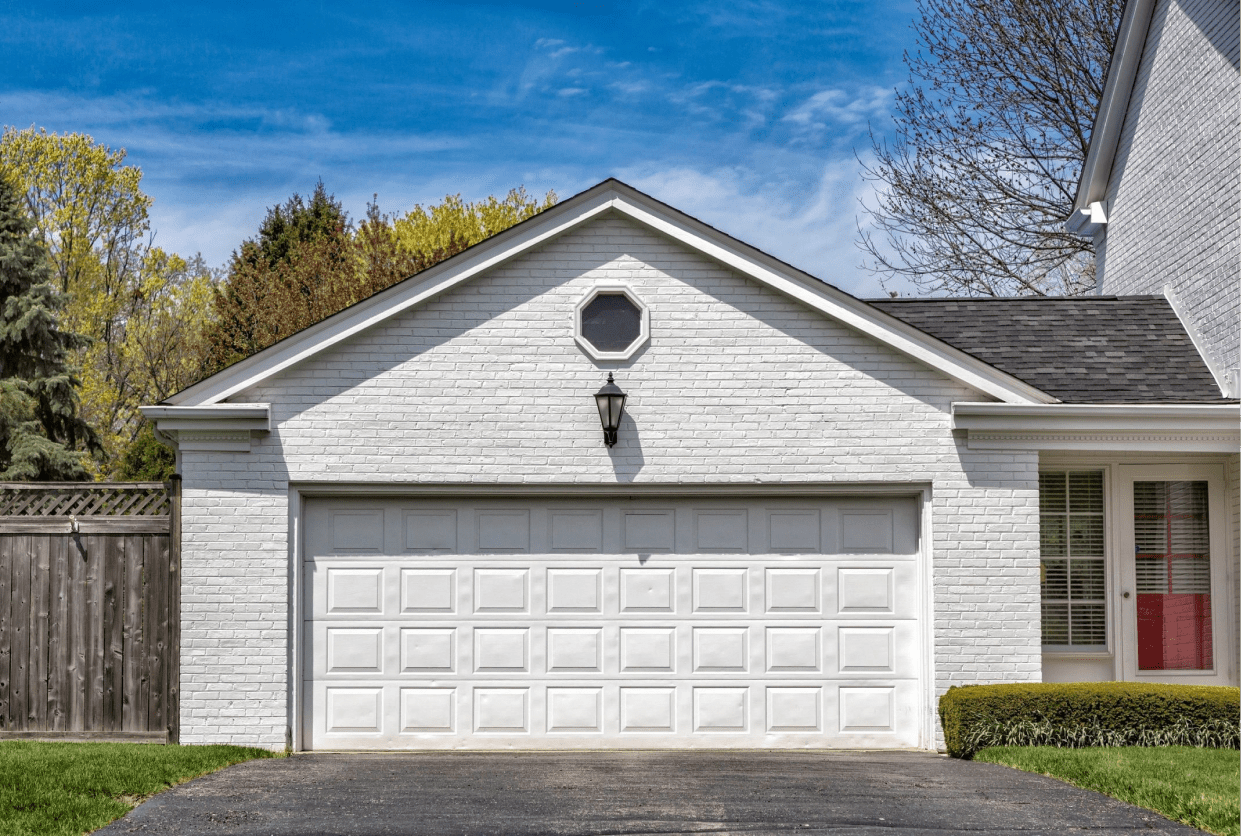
[{"xmin": 939, "ymin": 682, "xmax": 1240, "ymax": 758}]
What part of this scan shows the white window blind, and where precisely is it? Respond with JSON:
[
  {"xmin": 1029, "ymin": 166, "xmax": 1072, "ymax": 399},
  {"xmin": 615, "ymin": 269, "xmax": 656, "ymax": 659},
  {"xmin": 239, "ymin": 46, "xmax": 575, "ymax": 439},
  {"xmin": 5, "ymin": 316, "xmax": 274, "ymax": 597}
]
[{"xmin": 1040, "ymin": 471, "xmax": 1106, "ymax": 648}]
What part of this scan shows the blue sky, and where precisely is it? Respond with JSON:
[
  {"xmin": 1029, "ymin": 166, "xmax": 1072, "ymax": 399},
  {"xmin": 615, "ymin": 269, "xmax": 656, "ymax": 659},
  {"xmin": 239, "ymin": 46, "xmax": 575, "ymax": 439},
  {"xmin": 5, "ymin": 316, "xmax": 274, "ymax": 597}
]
[{"xmin": 2, "ymin": 1, "xmax": 919, "ymax": 296}]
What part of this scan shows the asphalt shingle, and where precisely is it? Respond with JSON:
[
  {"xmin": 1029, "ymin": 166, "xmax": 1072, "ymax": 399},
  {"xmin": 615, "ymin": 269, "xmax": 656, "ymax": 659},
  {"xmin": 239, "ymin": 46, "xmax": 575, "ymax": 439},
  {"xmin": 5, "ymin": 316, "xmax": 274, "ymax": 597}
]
[{"xmin": 868, "ymin": 296, "xmax": 1230, "ymax": 404}]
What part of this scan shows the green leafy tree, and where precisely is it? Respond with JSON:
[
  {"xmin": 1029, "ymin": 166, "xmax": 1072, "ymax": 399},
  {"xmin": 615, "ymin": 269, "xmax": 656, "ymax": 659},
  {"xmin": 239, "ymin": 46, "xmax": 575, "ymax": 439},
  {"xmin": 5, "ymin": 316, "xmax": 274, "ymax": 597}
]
[
  {"xmin": 115, "ymin": 421, "xmax": 175, "ymax": 481},
  {"xmin": 0, "ymin": 176, "xmax": 98, "ymax": 480},
  {"xmin": 203, "ymin": 186, "xmax": 556, "ymax": 375}
]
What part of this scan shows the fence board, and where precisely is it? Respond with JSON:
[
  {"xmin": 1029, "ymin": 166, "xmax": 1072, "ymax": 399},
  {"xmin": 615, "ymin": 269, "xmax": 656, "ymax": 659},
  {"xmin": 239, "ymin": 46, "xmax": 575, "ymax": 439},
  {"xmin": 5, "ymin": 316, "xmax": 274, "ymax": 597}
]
[
  {"xmin": 10, "ymin": 537, "xmax": 30, "ymax": 731},
  {"xmin": 48, "ymin": 535, "xmax": 69, "ymax": 730},
  {"xmin": 145, "ymin": 535, "xmax": 167, "ymax": 734},
  {"xmin": 29, "ymin": 537, "xmax": 50, "ymax": 729},
  {"xmin": 67, "ymin": 529, "xmax": 86, "ymax": 732},
  {"xmin": 123, "ymin": 535, "xmax": 146, "ymax": 732},
  {"xmin": 0, "ymin": 537, "xmax": 11, "ymax": 728},
  {"xmin": 102, "ymin": 537, "xmax": 124, "ymax": 732},
  {"xmin": 84, "ymin": 534, "xmax": 104, "ymax": 731}
]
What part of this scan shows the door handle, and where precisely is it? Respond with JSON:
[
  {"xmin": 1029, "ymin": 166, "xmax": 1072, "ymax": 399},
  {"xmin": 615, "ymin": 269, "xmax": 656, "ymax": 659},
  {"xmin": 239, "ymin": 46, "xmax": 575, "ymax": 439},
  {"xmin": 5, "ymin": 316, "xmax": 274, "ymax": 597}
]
[{"xmin": 1122, "ymin": 591, "xmax": 1131, "ymax": 599}]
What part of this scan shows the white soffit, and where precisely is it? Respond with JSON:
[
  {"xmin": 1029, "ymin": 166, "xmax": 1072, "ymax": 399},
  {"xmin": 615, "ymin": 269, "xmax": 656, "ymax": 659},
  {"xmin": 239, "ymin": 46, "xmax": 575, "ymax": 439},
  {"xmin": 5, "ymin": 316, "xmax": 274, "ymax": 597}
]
[
  {"xmin": 953, "ymin": 402, "xmax": 1241, "ymax": 452},
  {"xmin": 165, "ymin": 180, "xmax": 1055, "ymax": 407},
  {"xmin": 1066, "ymin": 0, "xmax": 1157, "ymax": 234}
]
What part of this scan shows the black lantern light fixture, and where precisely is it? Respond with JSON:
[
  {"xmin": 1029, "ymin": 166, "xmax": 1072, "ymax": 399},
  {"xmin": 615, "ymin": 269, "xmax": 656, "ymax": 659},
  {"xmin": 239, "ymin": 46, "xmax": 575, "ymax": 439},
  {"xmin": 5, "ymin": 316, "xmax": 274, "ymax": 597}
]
[{"xmin": 593, "ymin": 373, "xmax": 627, "ymax": 447}]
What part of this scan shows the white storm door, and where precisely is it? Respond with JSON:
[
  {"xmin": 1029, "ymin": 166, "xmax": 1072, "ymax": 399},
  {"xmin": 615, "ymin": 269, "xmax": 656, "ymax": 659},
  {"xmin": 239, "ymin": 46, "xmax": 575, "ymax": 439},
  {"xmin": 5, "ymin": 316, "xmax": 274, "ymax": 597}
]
[{"xmin": 1116, "ymin": 464, "xmax": 1234, "ymax": 685}]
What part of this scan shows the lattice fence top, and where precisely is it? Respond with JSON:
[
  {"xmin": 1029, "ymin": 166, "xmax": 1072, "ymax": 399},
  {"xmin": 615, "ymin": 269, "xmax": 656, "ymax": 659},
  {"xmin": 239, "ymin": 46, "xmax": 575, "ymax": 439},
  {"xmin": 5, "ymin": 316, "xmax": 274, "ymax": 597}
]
[{"xmin": 0, "ymin": 483, "xmax": 170, "ymax": 517}]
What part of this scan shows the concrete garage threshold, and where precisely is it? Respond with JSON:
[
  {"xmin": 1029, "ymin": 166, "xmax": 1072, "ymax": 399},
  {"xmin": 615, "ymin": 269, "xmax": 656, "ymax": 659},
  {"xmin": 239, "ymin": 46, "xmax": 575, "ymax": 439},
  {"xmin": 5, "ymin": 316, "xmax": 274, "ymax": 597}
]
[{"xmin": 96, "ymin": 750, "xmax": 1203, "ymax": 835}]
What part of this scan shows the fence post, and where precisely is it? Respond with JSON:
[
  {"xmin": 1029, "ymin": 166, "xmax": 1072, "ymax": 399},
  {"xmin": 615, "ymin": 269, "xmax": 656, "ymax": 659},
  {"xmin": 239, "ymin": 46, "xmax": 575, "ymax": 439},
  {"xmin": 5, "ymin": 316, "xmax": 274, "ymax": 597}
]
[{"xmin": 167, "ymin": 475, "xmax": 181, "ymax": 745}]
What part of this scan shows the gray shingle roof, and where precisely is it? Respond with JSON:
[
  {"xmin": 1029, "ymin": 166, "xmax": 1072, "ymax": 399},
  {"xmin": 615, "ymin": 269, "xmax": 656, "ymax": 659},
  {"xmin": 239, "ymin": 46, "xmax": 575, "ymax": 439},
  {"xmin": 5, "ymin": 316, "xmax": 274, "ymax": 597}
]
[{"xmin": 868, "ymin": 296, "xmax": 1230, "ymax": 404}]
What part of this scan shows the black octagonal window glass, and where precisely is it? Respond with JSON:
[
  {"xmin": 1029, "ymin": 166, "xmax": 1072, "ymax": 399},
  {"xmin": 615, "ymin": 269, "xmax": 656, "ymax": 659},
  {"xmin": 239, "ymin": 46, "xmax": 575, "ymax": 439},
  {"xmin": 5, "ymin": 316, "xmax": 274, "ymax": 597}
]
[{"xmin": 581, "ymin": 293, "xmax": 641, "ymax": 352}]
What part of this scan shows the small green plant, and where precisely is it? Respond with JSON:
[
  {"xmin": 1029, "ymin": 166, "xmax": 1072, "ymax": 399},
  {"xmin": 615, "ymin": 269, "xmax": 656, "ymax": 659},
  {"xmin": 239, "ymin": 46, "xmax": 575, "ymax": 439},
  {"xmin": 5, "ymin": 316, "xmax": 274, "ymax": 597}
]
[{"xmin": 964, "ymin": 716, "xmax": 1240, "ymax": 754}]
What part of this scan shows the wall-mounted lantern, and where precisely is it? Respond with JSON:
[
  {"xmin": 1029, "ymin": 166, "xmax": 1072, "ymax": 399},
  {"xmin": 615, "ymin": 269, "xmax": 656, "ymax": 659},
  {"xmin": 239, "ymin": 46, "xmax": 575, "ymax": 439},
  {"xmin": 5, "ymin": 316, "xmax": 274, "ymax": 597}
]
[{"xmin": 593, "ymin": 373, "xmax": 627, "ymax": 447}]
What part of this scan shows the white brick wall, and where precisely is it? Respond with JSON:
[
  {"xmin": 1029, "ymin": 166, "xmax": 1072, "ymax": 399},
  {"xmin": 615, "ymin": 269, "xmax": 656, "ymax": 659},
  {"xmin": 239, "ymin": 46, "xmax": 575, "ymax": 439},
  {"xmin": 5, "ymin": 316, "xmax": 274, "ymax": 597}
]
[
  {"xmin": 178, "ymin": 215, "xmax": 1041, "ymax": 748},
  {"xmin": 1097, "ymin": 0, "xmax": 1240, "ymax": 380}
]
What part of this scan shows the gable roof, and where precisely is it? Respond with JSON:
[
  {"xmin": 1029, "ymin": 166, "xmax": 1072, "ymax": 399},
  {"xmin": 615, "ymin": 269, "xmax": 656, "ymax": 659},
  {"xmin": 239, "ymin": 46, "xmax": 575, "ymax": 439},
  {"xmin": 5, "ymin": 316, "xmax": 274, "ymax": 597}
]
[
  {"xmin": 870, "ymin": 296, "xmax": 1231, "ymax": 404},
  {"xmin": 166, "ymin": 179, "xmax": 1057, "ymax": 407},
  {"xmin": 1067, "ymin": 0, "xmax": 1157, "ymax": 233}
]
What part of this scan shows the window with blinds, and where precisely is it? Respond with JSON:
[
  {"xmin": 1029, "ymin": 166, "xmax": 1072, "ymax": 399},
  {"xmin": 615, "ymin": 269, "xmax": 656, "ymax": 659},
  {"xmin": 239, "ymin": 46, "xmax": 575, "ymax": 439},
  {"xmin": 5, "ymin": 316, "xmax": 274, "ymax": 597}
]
[
  {"xmin": 1134, "ymin": 480, "xmax": 1212, "ymax": 670},
  {"xmin": 1040, "ymin": 471, "xmax": 1106, "ymax": 648}
]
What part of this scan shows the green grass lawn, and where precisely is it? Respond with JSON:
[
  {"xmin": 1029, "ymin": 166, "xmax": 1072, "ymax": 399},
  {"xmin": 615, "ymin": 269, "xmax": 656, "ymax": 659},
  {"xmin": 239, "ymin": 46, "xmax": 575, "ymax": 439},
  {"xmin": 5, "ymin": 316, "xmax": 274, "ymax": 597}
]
[
  {"xmin": 976, "ymin": 746, "xmax": 1240, "ymax": 836},
  {"xmin": 0, "ymin": 740, "xmax": 282, "ymax": 836}
]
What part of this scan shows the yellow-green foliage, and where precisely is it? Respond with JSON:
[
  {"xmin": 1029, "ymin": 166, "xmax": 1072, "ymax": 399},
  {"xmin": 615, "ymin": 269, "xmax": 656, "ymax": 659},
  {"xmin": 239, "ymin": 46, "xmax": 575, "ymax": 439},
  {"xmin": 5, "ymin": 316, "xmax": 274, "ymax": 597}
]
[
  {"xmin": 0, "ymin": 128, "xmax": 214, "ymax": 476},
  {"xmin": 392, "ymin": 186, "xmax": 557, "ymax": 257},
  {"xmin": 940, "ymin": 682, "xmax": 1240, "ymax": 758}
]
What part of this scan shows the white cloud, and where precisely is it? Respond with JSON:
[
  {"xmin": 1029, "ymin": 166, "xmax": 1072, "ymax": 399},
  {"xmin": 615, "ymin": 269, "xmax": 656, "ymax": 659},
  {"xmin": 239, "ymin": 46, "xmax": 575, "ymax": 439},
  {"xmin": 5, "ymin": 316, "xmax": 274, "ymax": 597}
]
[
  {"xmin": 619, "ymin": 157, "xmax": 916, "ymax": 299},
  {"xmin": 783, "ymin": 86, "xmax": 891, "ymax": 135}
]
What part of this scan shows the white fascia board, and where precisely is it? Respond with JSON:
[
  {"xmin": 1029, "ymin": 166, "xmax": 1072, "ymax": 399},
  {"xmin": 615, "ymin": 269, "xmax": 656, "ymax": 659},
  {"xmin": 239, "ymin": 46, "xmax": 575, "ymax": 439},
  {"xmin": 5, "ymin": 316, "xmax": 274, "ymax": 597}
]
[
  {"xmin": 1066, "ymin": 0, "xmax": 1156, "ymax": 233},
  {"xmin": 953, "ymin": 402, "xmax": 1241, "ymax": 452},
  {"xmin": 169, "ymin": 179, "xmax": 1054, "ymax": 407},
  {"xmin": 609, "ymin": 196, "xmax": 1055, "ymax": 404}
]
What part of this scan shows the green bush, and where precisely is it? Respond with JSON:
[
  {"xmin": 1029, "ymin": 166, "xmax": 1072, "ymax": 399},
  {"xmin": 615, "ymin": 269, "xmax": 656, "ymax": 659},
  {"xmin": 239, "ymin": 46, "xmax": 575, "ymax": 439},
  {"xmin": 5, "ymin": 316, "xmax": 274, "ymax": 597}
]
[{"xmin": 939, "ymin": 682, "xmax": 1240, "ymax": 758}]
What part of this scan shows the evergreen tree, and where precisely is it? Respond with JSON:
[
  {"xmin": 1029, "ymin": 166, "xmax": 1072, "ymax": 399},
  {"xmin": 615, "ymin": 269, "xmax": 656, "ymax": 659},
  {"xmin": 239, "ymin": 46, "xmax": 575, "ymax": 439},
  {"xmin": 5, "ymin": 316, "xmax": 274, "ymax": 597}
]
[{"xmin": 0, "ymin": 176, "xmax": 98, "ymax": 480}]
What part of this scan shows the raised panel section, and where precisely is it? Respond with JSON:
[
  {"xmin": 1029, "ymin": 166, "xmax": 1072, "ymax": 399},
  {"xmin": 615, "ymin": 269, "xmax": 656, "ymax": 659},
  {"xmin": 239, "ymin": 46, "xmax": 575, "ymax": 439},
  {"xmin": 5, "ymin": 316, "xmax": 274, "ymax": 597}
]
[
  {"xmin": 326, "ymin": 628, "xmax": 383, "ymax": 673},
  {"xmin": 765, "ymin": 627, "xmax": 820, "ymax": 673},
  {"xmin": 326, "ymin": 568, "xmax": 383, "ymax": 613},
  {"xmin": 839, "ymin": 686, "xmax": 895, "ymax": 732},
  {"xmin": 694, "ymin": 510, "xmax": 748, "ymax": 552},
  {"xmin": 766, "ymin": 687, "xmax": 821, "ymax": 732},
  {"xmin": 838, "ymin": 627, "xmax": 895, "ymax": 673},
  {"xmin": 474, "ymin": 628, "xmax": 529, "ymax": 673},
  {"xmin": 332, "ymin": 511, "xmax": 383, "ymax": 551},
  {"xmin": 768, "ymin": 510, "xmax": 820, "ymax": 553},
  {"xmin": 547, "ymin": 628, "xmax": 602, "ymax": 673},
  {"xmin": 619, "ymin": 628, "xmax": 676, "ymax": 672},
  {"xmin": 326, "ymin": 688, "xmax": 382, "ymax": 733},
  {"xmin": 620, "ymin": 568, "xmax": 675, "ymax": 612},
  {"xmin": 693, "ymin": 627, "xmax": 748, "ymax": 673},
  {"xmin": 837, "ymin": 568, "xmax": 894, "ymax": 614},
  {"xmin": 765, "ymin": 568, "xmax": 820, "ymax": 613},
  {"xmin": 840, "ymin": 510, "xmax": 894, "ymax": 553},
  {"xmin": 620, "ymin": 687, "xmax": 676, "ymax": 733},
  {"xmin": 474, "ymin": 688, "xmax": 529, "ymax": 733},
  {"xmin": 401, "ymin": 688, "xmax": 455, "ymax": 733},
  {"xmin": 478, "ymin": 510, "xmax": 530, "ymax": 552},
  {"xmin": 546, "ymin": 569, "xmax": 601, "ymax": 613},
  {"xmin": 693, "ymin": 687, "xmax": 748, "ymax": 732},
  {"xmin": 401, "ymin": 628, "xmax": 455, "ymax": 673},
  {"xmin": 549, "ymin": 511, "xmax": 603, "ymax": 551},
  {"xmin": 622, "ymin": 510, "xmax": 675, "ymax": 552},
  {"xmin": 405, "ymin": 511, "xmax": 457, "ymax": 552},
  {"xmin": 401, "ymin": 569, "xmax": 455, "ymax": 613},
  {"xmin": 547, "ymin": 688, "xmax": 603, "ymax": 733},
  {"xmin": 692, "ymin": 568, "xmax": 747, "ymax": 613},
  {"xmin": 474, "ymin": 568, "xmax": 528, "ymax": 613}
]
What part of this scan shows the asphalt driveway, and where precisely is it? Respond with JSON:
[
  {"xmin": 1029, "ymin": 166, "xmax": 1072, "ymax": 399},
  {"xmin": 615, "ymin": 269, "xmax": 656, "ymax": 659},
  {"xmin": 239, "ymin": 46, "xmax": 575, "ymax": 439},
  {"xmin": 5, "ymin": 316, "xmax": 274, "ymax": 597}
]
[{"xmin": 97, "ymin": 750, "xmax": 1204, "ymax": 836}]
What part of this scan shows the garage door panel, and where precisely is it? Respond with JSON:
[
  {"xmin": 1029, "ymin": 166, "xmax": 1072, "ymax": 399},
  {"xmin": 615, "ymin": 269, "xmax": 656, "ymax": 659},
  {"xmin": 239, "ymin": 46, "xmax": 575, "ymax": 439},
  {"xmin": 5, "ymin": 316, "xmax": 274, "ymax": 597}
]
[{"xmin": 304, "ymin": 495, "xmax": 924, "ymax": 750}]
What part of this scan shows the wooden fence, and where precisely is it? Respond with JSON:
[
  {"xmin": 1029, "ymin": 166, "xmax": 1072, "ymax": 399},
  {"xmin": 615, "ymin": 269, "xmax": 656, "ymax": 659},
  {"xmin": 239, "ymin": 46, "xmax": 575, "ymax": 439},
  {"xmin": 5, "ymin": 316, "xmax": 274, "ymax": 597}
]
[{"xmin": 0, "ymin": 479, "xmax": 180, "ymax": 742}]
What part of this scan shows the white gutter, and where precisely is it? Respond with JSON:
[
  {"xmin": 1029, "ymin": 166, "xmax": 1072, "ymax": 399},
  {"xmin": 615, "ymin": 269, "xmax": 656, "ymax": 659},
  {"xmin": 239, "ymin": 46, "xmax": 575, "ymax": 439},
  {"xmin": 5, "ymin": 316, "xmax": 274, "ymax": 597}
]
[{"xmin": 140, "ymin": 404, "xmax": 271, "ymax": 457}]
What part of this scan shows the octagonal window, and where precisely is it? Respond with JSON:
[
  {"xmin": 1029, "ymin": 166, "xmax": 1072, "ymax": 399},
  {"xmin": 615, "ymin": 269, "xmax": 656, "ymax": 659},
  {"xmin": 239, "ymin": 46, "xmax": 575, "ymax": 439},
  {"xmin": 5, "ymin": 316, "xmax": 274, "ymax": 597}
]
[{"xmin": 581, "ymin": 292, "xmax": 642, "ymax": 353}]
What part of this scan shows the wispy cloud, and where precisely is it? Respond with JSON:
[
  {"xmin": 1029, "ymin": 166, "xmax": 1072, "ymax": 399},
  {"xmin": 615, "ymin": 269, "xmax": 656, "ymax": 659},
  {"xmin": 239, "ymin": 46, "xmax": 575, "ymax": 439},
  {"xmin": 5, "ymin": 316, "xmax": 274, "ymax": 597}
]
[{"xmin": 783, "ymin": 87, "xmax": 892, "ymax": 134}]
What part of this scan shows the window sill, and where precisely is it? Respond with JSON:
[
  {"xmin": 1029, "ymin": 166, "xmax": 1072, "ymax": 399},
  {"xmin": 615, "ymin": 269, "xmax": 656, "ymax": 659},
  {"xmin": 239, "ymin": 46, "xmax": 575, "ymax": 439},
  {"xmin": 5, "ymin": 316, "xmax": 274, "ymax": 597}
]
[{"xmin": 1042, "ymin": 649, "xmax": 1113, "ymax": 659}]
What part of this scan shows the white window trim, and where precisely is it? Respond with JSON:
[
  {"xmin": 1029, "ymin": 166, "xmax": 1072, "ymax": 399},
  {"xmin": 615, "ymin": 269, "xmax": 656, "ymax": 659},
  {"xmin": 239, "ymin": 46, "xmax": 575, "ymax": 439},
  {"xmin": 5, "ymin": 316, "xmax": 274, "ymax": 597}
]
[
  {"xmin": 1039, "ymin": 468, "xmax": 1113, "ymax": 657},
  {"xmin": 573, "ymin": 283, "xmax": 650, "ymax": 362}
]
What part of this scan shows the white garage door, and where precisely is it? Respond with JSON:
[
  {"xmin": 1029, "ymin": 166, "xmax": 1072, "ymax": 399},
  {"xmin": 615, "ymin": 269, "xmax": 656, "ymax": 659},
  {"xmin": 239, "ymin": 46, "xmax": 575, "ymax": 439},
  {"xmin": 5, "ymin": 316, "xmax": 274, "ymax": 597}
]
[{"xmin": 302, "ymin": 495, "xmax": 924, "ymax": 750}]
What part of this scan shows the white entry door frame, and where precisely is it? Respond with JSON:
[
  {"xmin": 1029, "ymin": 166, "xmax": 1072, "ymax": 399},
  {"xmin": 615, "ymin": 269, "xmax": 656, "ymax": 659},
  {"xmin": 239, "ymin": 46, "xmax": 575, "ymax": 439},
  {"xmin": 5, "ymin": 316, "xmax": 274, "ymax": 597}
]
[{"xmin": 1115, "ymin": 463, "xmax": 1235, "ymax": 685}]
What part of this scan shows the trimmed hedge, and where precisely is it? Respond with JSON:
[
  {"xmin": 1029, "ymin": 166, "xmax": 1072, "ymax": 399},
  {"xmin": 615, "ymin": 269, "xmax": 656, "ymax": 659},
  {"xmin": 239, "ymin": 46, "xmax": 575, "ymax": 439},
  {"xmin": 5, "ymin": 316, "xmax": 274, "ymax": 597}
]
[{"xmin": 940, "ymin": 682, "xmax": 1240, "ymax": 759}]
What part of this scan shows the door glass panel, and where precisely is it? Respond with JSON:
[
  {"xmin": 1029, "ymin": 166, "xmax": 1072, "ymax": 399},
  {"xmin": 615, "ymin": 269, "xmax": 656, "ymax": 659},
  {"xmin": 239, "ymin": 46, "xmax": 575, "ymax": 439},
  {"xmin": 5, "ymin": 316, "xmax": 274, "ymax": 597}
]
[{"xmin": 1133, "ymin": 481, "xmax": 1212, "ymax": 671}]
